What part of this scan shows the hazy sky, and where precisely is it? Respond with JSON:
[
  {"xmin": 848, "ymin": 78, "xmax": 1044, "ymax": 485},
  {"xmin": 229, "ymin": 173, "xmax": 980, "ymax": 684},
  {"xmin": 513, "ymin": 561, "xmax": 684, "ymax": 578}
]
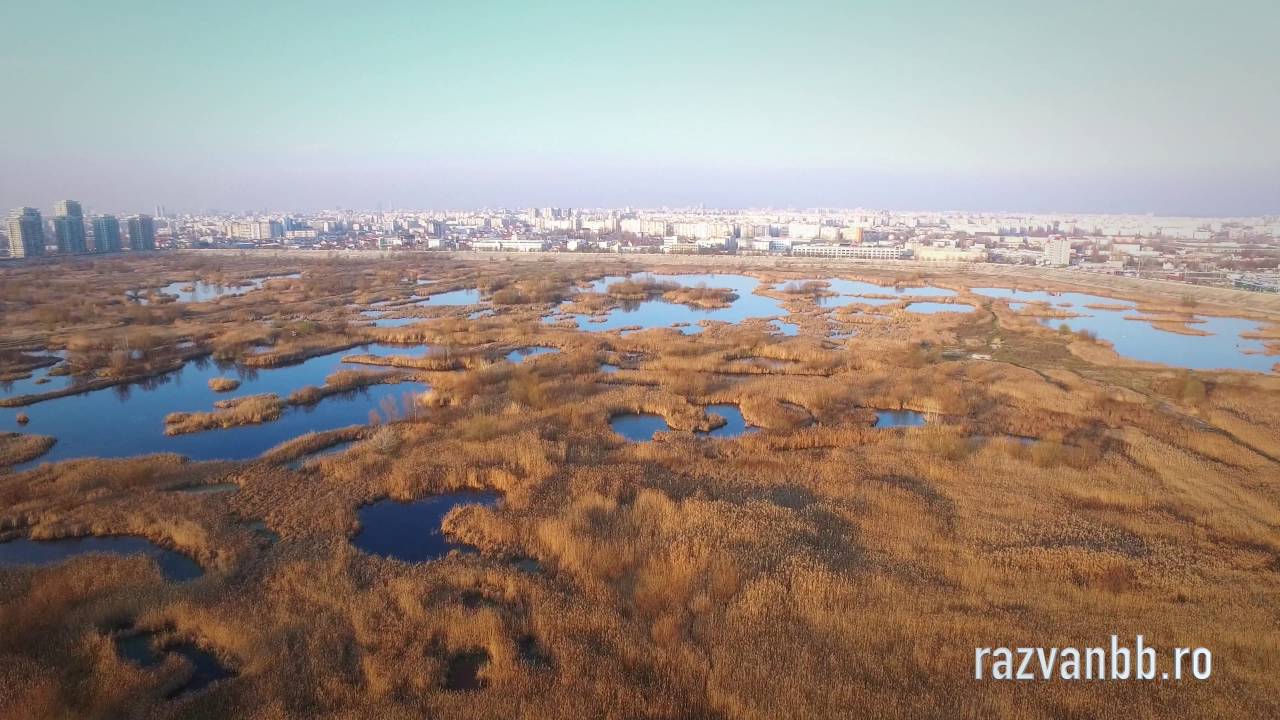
[{"xmin": 3, "ymin": 1, "xmax": 1277, "ymax": 215}]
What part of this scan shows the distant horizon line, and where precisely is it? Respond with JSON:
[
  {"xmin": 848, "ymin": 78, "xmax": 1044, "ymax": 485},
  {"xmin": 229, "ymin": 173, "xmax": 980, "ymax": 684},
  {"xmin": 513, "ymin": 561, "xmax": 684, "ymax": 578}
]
[{"xmin": 7, "ymin": 202, "xmax": 1279, "ymax": 221}]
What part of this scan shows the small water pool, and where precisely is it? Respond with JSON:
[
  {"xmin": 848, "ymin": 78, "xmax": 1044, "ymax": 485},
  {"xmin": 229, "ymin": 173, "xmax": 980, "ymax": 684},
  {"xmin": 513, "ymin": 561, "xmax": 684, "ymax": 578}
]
[
  {"xmin": 771, "ymin": 320, "xmax": 800, "ymax": 336},
  {"xmin": 699, "ymin": 404, "xmax": 756, "ymax": 439},
  {"xmin": 874, "ymin": 410, "xmax": 928, "ymax": 428},
  {"xmin": 506, "ymin": 347, "xmax": 559, "ymax": 363},
  {"xmin": 352, "ymin": 491, "xmax": 501, "ymax": 563},
  {"xmin": 610, "ymin": 413, "xmax": 670, "ymax": 441},
  {"xmin": 115, "ymin": 631, "xmax": 235, "ymax": 697},
  {"xmin": 0, "ymin": 535, "xmax": 202, "ymax": 581},
  {"xmin": 415, "ymin": 289, "xmax": 482, "ymax": 306}
]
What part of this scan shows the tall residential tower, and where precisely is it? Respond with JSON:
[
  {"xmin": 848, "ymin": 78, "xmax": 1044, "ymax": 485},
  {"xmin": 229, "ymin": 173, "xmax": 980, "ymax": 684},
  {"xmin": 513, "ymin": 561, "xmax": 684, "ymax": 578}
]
[
  {"xmin": 93, "ymin": 215, "xmax": 122, "ymax": 253},
  {"xmin": 128, "ymin": 214, "xmax": 156, "ymax": 251},
  {"xmin": 6, "ymin": 207, "xmax": 46, "ymax": 258},
  {"xmin": 53, "ymin": 199, "xmax": 87, "ymax": 254}
]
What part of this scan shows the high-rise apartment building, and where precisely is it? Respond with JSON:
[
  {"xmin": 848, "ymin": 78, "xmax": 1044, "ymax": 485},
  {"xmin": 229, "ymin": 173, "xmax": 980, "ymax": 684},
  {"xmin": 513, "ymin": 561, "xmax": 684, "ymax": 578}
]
[
  {"xmin": 54, "ymin": 199, "xmax": 83, "ymax": 217},
  {"xmin": 53, "ymin": 199, "xmax": 88, "ymax": 254},
  {"xmin": 92, "ymin": 215, "xmax": 122, "ymax": 253},
  {"xmin": 1043, "ymin": 236, "xmax": 1072, "ymax": 266},
  {"xmin": 228, "ymin": 220, "xmax": 282, "ymax": 241},
  {"xmin": 128, "ymin": 215, "xmax": 156, "ymax": 251},
  {"xmin": 6, "ymin": 207, "xmax": 45, "ymax": 258}
]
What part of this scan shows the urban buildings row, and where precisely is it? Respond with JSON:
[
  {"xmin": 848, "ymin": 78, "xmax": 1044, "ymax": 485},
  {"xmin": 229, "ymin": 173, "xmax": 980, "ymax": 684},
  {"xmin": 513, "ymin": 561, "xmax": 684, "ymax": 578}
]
[
  {"xmin": 5, "ymin": 202, "xmax": 155, "ymax": 258},
  {"xmin": 4, "ymin": 201, "xmax": 1277, "ymax": 292}
]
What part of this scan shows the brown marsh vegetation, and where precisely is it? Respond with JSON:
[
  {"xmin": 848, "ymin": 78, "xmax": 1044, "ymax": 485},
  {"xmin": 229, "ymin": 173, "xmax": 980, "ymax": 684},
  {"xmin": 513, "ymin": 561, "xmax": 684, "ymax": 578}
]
[
  {"xmin": 0, "ymin": 252, "xmax": 1277, "ymax": 719},
  {"xmin": 208, "ymin": 377, "xmax": 241, "ymax": 392}
]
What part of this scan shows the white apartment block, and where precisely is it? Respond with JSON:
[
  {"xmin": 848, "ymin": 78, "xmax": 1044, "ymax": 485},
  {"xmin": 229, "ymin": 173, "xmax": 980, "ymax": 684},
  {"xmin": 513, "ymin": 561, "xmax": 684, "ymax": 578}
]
[
  {"xmin": 791, "ymin": 244, "xmax": 910, "ymax": 260},
  {"xmin": 1043, "ymin": 237, "xmax": 1072, "ymax": 266}
]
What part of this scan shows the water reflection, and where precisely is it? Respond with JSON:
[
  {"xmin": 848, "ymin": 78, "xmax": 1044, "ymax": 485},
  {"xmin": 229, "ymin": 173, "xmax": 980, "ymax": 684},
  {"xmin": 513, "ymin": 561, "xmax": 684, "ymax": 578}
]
[
  {"xmin": 134, "ymin": 273, "xmax": 300, "ymax": 304},
  {"xmin": 415, "ymin": 289, "xmax": 482, "ymax": 306},
  {"xmin": 780, "ymin": 278, "xmax": 957, "ymax": 308},
  {"xmin": 506, "ymin": 347, "xmax": 558, "ymax": 363},
  {"xmin": 611, "ymin": 413, "xmax": 670, "ymax": 441},
  {"xmin": 353, "ymin": 492, "xmax": 501, "ymax": 562},
  {"xmin": 973, "ymin": 288, "xmax": 1273, "ymax": 372},
  {"xmin": 771, "ymin": 320, "xmax": 800, "ymax": 336},
  {"xmin": 551, "ymin": 274, "xmax": 788, "ymax": 333},
  {"xmin": 1, "ymin": 344, "xmax": 426, "ymax": 467},
  {"xmin": 0, "ymin": 536, "xmax": 202, "ymax": 581},
  {"xmin": 874, "ymin": 410, "xmax": 928, "ymax": 428},
  {"xmin": 699, "ymin": 404, "xmax": 756, "ymax": 438}
]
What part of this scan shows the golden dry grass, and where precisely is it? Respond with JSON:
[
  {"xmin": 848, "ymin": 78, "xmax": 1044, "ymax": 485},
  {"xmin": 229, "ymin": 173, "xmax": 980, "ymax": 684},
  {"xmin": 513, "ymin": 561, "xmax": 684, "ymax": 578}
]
[
  {"xmin": 164, "ymin": 394, "xmax": 285, "ymax": 436},
  {"xmin": 0, "ymin": 432, "xmax": 56, "ymax": 468},
  {"xmin": 0, "ymin": 253, "xmax": 1277, "ymax": 719},
  {"xmin": 208, "ymin": 377, "xmax": 241, "ymax": 392}
]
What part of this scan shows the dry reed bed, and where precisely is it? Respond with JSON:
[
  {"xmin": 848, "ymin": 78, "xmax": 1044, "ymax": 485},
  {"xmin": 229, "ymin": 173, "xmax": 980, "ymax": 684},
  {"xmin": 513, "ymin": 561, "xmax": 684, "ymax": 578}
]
[
  {"xmin": 0, "ymin": 255, "xmax": 1277, "ymax": 719},
  {"xmin": 164, "ymin": 394, "xmax": 285, "ymax": 436},
  {"xmin": 0, "ymin": 432, "xmax": 56, "ymax": 469}
]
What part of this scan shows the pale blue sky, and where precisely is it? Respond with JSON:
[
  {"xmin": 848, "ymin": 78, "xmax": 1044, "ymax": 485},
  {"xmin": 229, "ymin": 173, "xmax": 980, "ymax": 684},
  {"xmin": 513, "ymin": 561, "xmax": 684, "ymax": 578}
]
[{"xmin": 2, "ymin": 1, "xmax": 1277, "ymax": 214}]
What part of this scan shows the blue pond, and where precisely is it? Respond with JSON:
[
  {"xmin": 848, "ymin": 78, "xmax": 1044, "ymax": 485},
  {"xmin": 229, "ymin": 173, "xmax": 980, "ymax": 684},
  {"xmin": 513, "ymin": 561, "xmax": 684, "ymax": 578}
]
[
  {"xmin": 352, "ymin": 492, "xmax": 501, "ymax": 563},
  {"xmin": 0, "ymin": 343, "xmax": 427, "ymax": 468},
  {"xmin": 973, "ymin": 288, "xmax": 1274, "ymax": 372},
  {"xmin": 415, "ymin": 288, "xmax": 482, "ymax": 306},
  {"xmin": 699, "ymin": 404, "xmax": 755, "ymax": 439},
  {"xmin": 0, "ymin": 356, "xmax": 74, "ymax": 400},
  {"xmin": 779, "ymin": 279, "xmax": 957, "ymax": 308},
  {"xmin": 874, "ymin": 410, "xmax": 928, "ymax": 428},
  {"xmin": 553, "ymin": 274, "xmax": 789, "ymax": 334},
  {"xmin": 771, "ymin": 320, "xmax": 801, "ymax": 336},
  {"xmin": 369, "ymin": 316, "xmax": 428, "ymax": 328},
  {"xmin": 506, "ymin": 347, "xmax": 558, "ymax": 363},
  {"xmin": 0, "ymin": 536, "xmax": 202, "ymax": 581},
  {"xmin": 138, "ymin": 273, "xmax": 300, "ymax": 304},
  {"xmin": 611, "ymin": 413, "xmax": 670, "ymax": 441}
]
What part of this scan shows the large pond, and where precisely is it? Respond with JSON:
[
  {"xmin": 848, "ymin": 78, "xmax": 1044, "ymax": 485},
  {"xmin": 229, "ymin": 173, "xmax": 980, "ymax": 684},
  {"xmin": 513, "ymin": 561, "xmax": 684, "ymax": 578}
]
[
  {"xmin": 352, "ymin": 491, "xmax": 501, "ymax": 563},
  {"xmin": 136, "ymin": 273, "xmax": 301, "ymax": 304},
  {"xmin": 551, "ymin": 274, "xmax": 789, "ymax": 334},
  {"xmin": 1, "ymin": 351, "xmax": 71, "ymax": 400},
  {"xmin": 0, "ymin": 535, "xmax": 202, "ymax": 581},
  {"xmin": 0, "ymin": 344, "xmax": 427, "ymax": 468},
  {"xmin": 973, "ymin": 288, "xmax": 1274, "ymax": 372},
  {"xmin": 777, "ymin": 278, "xmax": 957, "ymax": 308}
]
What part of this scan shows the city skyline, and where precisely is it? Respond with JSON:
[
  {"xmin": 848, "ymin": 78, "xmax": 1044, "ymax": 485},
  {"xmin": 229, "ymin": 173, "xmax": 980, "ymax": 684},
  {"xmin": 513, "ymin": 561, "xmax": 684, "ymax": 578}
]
[{"xmin": 2, "ymin": 1, "xmax": 1278, "ymax": 215}]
